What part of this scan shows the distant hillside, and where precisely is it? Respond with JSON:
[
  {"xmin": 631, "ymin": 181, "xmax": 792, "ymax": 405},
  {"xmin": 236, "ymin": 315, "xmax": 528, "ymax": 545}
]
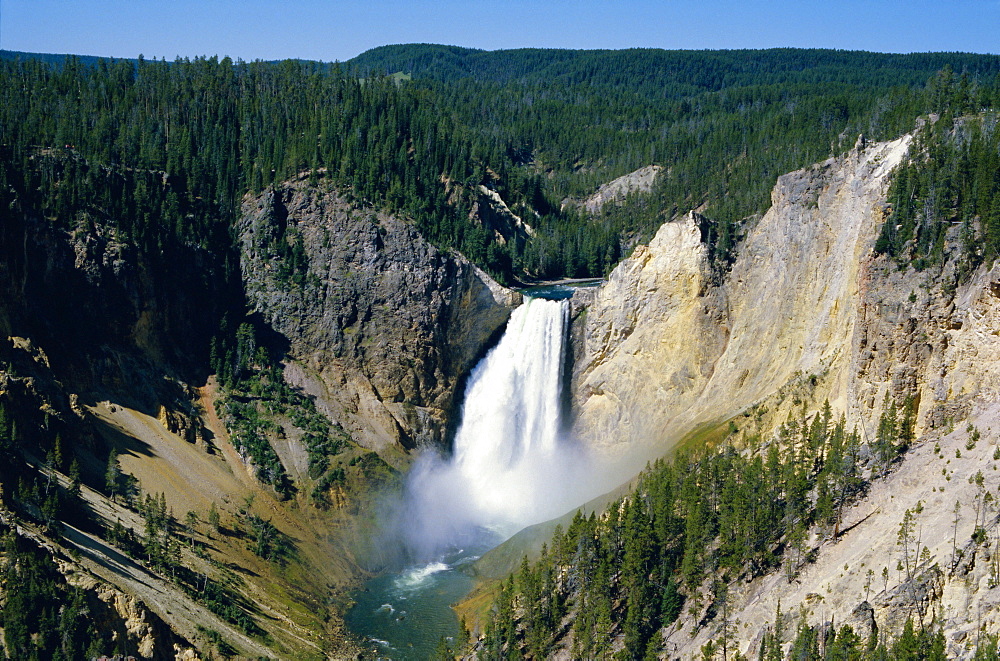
[
  {"xmin": 348, "ymin": 44, "xmax": 1000, "ymax": 99},
  {"xmin": 0, "ymin": 49, "xmax": 127, "ymax": 67}
]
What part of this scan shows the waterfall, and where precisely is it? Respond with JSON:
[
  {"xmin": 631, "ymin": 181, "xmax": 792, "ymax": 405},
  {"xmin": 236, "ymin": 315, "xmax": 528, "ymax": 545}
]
[
  {"xmin": 403, "ymin": 296, "xmax": 588, "ymax": 557},
  {"xmin": 451, "ymin": 296, "xmax": 569, "ymax": 524}
]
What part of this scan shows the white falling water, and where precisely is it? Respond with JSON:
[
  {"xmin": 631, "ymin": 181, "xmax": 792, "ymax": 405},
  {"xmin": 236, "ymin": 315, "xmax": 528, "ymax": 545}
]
[
  {"xmin": 404, "ymin": 296, "xmax": 589, "ymax": 556},
  {"xmin": 451, "ymin": 296, "xmax": 568, "ymax": 522}
]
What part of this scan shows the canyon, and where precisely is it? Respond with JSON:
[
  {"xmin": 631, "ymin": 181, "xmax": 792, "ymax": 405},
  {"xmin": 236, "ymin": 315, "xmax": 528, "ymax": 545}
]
[{"xmin": 4, "ymin": 128, "xmax": 1000, "ymax": 658}]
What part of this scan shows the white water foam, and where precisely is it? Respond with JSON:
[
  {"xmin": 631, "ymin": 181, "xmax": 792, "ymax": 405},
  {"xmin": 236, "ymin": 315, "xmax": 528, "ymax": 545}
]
[
  {"xmin": 394, "ymin": 561, "xmax": 449, "ymax": 591},
  {"xmin": 403, "ymin": 297, "xmax": 596, "ymax": 558}
]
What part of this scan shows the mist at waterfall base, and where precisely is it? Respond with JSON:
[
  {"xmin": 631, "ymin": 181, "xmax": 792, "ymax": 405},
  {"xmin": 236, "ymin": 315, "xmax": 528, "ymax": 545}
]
[
  {"xmin": 348, "ymin": 295, "xmax": 621, "ymax": 658},
  {"xmin": 400, "ymin": 295, "xmax": 600, "ymax": 560}
]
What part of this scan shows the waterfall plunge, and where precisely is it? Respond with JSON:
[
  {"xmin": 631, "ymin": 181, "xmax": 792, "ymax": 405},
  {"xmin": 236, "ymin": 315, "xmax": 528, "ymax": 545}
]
[
  {"xmin": 451, "ymin": 296, "xmax": 568, "ymax": 522},
  {"xmin": 403, "ymin": 296, "xmax": 592, "ymax": 558}
]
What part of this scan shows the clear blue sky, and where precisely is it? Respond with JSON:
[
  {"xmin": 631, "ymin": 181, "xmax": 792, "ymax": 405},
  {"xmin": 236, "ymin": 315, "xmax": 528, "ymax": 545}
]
[{"xmin": 2, "ymin": 0, "xmax": 997, "ymax": 62}]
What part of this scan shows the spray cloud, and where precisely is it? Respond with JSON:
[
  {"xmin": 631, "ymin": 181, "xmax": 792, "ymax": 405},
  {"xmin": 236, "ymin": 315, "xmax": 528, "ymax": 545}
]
[{"xmin": 396, "ymin": 296, "xmax": 609, "ymax": 561}]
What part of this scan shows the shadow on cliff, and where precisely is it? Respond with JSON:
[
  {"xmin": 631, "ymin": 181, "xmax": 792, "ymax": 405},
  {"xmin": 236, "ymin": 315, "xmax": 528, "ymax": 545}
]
[
  {"xmin": 0, "ymin": 191, "xmax": 238, "ymax": 417},
  {"xmin": 439, "ymin": 317, "xmax": 510, "ymax": 456}
]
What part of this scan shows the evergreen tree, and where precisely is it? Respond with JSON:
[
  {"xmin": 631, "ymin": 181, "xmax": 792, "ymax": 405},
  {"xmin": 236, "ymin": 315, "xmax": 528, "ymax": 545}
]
[{"xmin": 105, "ymin": 448, "xmax": 121, "ymax": 502}]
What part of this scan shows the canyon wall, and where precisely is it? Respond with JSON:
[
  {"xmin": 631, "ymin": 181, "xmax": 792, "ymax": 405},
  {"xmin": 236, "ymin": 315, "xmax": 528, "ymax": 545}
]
[
  {"xmin": 573, "ymin": 136, "xmax": 913, "ymax": 462},
  {"xmin": 238, "ymin": 177, "xmax": 520, "ymax": 452},
  {"xmin": 571, "ymin": 134, "xmax": 1000, "ymax": 656},
  {"xmin": 0, "ymin": 192, "xmax": 226, "ymax": 406}
]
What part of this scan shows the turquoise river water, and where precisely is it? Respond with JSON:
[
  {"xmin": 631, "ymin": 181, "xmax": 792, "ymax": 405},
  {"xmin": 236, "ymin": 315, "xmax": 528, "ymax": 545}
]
[
  {"xmin": 345, "ymin": 545, "xmax": 485, "ymax": 660},
  {"xmin": 346, "ymin": 283, "xmax": 600, "ymax": 659}
]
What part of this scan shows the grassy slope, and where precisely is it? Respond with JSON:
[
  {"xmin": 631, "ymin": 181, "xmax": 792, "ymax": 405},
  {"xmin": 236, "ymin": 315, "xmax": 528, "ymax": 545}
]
[{"xmin": 78, "ymin": 378, "xmax": 373, "ymax": 658}]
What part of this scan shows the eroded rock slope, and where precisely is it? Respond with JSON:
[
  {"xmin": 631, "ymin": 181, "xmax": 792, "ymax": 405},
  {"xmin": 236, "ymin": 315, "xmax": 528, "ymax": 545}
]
[
  {"xmin": 573, "ymin": 136, "xmax": 912, "ymax": 462},
  {"xmin": 239, "ymin": 176, "xmax": 520, "ymax": 452},
  {"xmin": 572, "ymin": 134, "xmax": 1000, "ymax": 656}
]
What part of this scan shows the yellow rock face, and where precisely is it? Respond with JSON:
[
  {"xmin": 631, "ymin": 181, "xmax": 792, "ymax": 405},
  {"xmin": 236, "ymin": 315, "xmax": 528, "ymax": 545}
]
[
  {"xmin": 573, "ymin": 136, "xmax": 912, "ymax": 466},
  {"xmin": 571, "ymin": 133, "xmax": 1000, "ymax": 657}
]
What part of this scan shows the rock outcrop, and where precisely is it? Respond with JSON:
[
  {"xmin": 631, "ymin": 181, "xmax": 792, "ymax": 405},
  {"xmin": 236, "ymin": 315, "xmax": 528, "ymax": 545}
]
[
  {"xmin": 470, "ymin": 185, "xmax": 534, "ymax": 249},
  {"xmin": 239, "ymin": 177, "xmax": 520, "ymax": 452},
  {"xmin": 573, "ymin": 136, "xmax": 912, "ymax": 464},
  {"xmin": 571, "ymin": 211, "xmax": 726, "ymax": 460},
  {"xmin": 571, "ymin": 134, "xmax": 1000, "ymax": 656},
  {"xmin": 567, "ymin": 164, "xmax": 662, "ymax": 215}
]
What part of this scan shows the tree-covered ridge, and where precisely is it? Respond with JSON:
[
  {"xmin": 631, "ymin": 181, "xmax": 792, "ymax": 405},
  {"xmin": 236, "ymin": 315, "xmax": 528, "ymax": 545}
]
[
  {"xmin": 209, "ymin": 317, "xmax": 375, "ymax": 508},
  {"xmin": 0, "ymin": 49, "xmax": 111, "ymax": 68},
  {"xmin": 4, "ymin": 49, "xmax": 1000, "ymax": 283},
  {"xmin": 1, "ymin": 529, "xmax": 115, "ymax": 660},
  {"xmin": 352, "ymin": 49, "xmax": 1000, "ymax": 276},
  {"xmin": 473, "ymin": 400, "xmax": 924, "ymax": 660},
  {"xmin": 348, "ymin": 45, "xmax": 1000, "ymax": 100},
  {"xmin": 0, "ymin": 53, "xmax": 576, "ymax": 281},
  {"xmin": 0, "ymin": 56, "xmax": 491, "ymax": 256},
  {"xmin": 0, "ymin": 337, "xmax": 387, "ymax": 655},
  {"xmin": 875, "ymin": 69, "xmax": 1000, "ymax": 280}
]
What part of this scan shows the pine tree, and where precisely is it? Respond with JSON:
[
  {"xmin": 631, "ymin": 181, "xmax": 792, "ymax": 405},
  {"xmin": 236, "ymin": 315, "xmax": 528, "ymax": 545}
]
[
  {"xmin": 68, "ymin": 458, "xmax": 82, "ymax": 500},
  {"xmin": 105, "ymin": 448, "xmax": 121, "ymax": 502},
  {"xmin": 891, "ymin": 617, "xmax": 920, "ymax": 661}
]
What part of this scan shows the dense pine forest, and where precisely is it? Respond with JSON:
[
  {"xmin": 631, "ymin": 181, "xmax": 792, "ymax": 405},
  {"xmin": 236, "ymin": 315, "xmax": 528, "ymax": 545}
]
[
  {"xmin": 350, "ymin": 46, "xmax": 1000, "ymax": 273},
  {"xmin": 470, "ymin": 405, "xmax": 1000, "ymax": 661},
  {"xmin": 2, "ymin": 47, "xmax": 1000, "ymax": 284}
]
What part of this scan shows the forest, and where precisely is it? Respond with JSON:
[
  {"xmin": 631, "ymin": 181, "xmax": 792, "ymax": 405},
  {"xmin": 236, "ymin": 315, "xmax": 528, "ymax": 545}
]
[
  {"xmin": 2, "ymin": 48, "xmax": 1000, "ymax": 284},
  {"xmin": 470, "ymin": 403, "xmax": 1000, "ymax": 661},
  {"xmin": 875, "ymin": 68, "xmax": 1000, "ymax": 280}
]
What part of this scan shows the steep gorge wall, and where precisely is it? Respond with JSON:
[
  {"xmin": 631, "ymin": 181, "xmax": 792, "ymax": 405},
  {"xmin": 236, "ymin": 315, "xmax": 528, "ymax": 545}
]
[
  {"xmin": 571, "ymin": 134, "xmax": 1000, "ymax": 656},
  {"xmin": 239, "ymin": 177, "xmax": 520, "ymax": 453},
  {"xmin": 0, "ymin": 164, "xmax": 521, "ymax": 656},
  {"xmin": 0, "ymin": 202, "xmax": 226, "ymax": 404},
  {"xmin": 569, "ymin": 210, "xmax": 726, "ymax": 459},
  {"xmin": 575, "ymin": 131, "xmax": 1000, "ymax": 461},
  {"xmin": 0, "ymin": 165, "xmax": 520, "ymax": 454},
  {"xmin": 572, "ymin": 136, "xmax": 913, "ymax": 462}
]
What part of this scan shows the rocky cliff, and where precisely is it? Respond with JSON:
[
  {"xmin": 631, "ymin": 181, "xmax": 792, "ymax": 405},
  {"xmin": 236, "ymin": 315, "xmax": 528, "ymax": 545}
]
[
  {"xmin": 238, "ymin": 175, "xmax": 520, "ymax": 453},
  {"xmin": 0, "ymin": 184, "xmax": 226, "ymax": 406},
  {"xmin": 0, "ymin": 156, "xmax": 522, "ymax": 658},
  {"xmin": 564, "ymin": 164, "xmax": 662, "ymax": 215},
  {"xmin": 470, "ymin": 184, "xmax": 534, "ymax": 249},
  {"xmin": 573, "ymin": 136, "xmax": 912, "ymax": 463},
  {"xmin": 570, "ymin": 210, "xmax": 726, "ymax": 461},
  {"xmin": 571, "ymin": 134, "xmax": 1000, "ymax": 656}
]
